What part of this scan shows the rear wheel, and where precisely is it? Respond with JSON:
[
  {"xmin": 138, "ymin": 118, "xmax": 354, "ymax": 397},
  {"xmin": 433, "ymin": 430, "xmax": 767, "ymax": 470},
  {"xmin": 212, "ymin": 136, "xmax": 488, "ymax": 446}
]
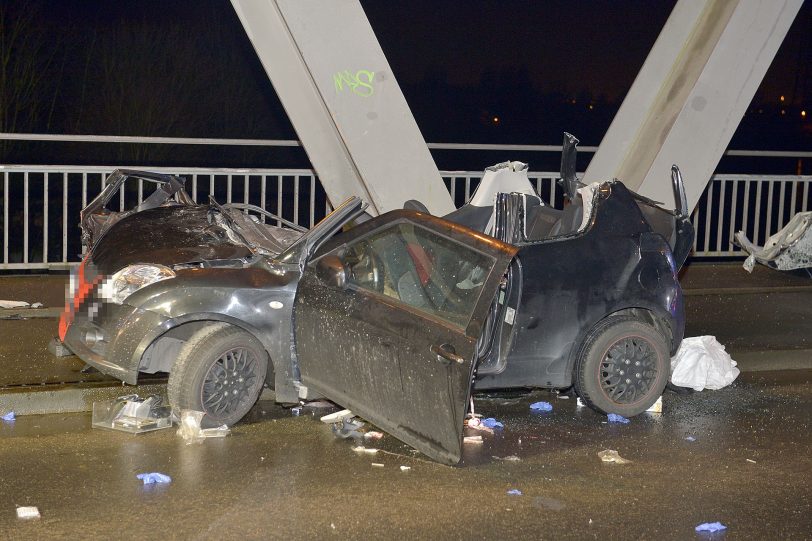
[
  {"xmin": 574, "ymin": 316, "xmax": 669, "ymax": 417},
  {"xmin": 168, "ymin": 323, "xmax": 268, "ymax": 428}
]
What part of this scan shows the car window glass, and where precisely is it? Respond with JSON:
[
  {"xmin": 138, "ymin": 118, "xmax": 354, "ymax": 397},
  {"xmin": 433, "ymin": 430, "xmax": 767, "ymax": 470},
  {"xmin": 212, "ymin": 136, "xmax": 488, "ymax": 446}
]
[{"xmin": 341, "ymin": 221, "xmax": 494, "ymax": 328}]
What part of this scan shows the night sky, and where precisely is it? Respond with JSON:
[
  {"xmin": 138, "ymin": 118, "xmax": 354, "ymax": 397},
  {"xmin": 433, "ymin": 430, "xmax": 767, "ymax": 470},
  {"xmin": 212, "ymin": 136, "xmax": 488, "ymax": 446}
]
[{"xmin": 0, "ymin": 0, "xmax": 809, "ymax": 168}]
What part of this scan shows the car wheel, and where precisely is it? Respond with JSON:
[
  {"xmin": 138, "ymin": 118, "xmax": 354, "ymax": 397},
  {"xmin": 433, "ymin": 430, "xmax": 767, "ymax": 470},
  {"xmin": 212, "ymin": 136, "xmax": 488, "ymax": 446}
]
[
  {"xmin": 574, "ymin": 316, "xmax": 669, "ymax": 417},
  {"xmin": 168, "ymin": 323, "xmax": 268, "ymax": 428}
]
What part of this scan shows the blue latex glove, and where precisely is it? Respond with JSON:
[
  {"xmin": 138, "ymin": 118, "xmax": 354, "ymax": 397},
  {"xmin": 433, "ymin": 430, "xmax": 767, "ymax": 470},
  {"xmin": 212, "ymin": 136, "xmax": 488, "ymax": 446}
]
[
  {"xmin": 136, "ymin": 472, "xmax": 172, "ymax": 485},
  {"xmin": 607, "ymin": 413, "xmax": 630, "ymax": 424},
  {"xmin": 530, "ymin": 401, "xmax": 553, "ymax": 412},
  {"xmin": 695, "ymin": 522, "xmax": 727, "ymax": 533}
]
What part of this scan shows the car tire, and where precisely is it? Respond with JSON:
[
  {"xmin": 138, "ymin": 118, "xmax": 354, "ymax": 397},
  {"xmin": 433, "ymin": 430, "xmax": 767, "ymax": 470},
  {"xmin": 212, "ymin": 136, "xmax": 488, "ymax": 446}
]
[
  {"xmin": 574, "ymin": 316, "xmax": 669, "ymax": 417},
  {"xmin": 168, "ymin": 323, "xmax": 268, "ymax": 428}
]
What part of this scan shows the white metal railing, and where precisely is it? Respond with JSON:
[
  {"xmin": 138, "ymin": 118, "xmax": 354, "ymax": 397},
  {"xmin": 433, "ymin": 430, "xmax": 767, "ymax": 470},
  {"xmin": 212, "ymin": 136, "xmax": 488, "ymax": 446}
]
[{"xmin": 1, "ymin": 165, "xmax": 810, "ymax": 270}]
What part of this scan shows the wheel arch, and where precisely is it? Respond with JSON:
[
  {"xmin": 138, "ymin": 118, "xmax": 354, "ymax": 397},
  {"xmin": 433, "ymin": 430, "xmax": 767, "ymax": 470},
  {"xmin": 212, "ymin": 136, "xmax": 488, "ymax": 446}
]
[
  {"xmin": 564, "ymin": 305, "xmax": 674, "ymax": 384},
  {"xmin": 131, "ymin": 313, "xmax": 275, "ymax": 385}
]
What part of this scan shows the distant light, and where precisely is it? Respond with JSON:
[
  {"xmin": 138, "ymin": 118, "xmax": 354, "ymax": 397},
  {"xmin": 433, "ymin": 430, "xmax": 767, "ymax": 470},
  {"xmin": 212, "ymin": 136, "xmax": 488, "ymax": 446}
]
[
  {"xmin": 780, "ymin": 109, "xmax": 786, "ymax": 115},
  {"xmin": 492, "ymin": 116, "xmax": 500, "ymax": 124},
  {"xmin": 780, "ymin": 95, "xmax": 785, "ymax": 102},
  {"xmin": 802, "ymin": 110, "xmax": 807, "ymax": 118},
  {"xmin": 570, "ymin": 99, "xmax": 576, "ymax": 105},
  {"xmin": 588, "ymin": 104, "xmax": 594, "ymax": 111},
  {"xmin": 758, "ymin": 108, "xmax": 763, "ymax": 114}
]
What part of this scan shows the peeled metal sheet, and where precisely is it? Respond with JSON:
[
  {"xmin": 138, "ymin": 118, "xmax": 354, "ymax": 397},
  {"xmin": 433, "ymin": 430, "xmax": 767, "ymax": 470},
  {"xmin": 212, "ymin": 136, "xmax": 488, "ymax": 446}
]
[{"xmin": 735, "ymin": 212, "xmax": 812, "ymax": 272}]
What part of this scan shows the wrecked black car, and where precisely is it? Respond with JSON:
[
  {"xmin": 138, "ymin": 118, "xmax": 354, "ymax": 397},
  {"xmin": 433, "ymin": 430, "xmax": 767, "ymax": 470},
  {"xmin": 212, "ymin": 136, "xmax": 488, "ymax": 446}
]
[{"xmin": 59, "ymin": 143, "xmax": 693, "ymax": 465}]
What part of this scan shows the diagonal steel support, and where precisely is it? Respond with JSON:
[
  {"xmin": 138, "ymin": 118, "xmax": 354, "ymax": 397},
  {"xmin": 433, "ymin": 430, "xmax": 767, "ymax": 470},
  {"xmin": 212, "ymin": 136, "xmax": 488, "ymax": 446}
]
[
  {"xmin": 583, "ymin": 0, "xmax": 802, "ymax": 210},
  {"xmin": 231, "ymin": 0, "xmax": 454, "ymax": 216}
]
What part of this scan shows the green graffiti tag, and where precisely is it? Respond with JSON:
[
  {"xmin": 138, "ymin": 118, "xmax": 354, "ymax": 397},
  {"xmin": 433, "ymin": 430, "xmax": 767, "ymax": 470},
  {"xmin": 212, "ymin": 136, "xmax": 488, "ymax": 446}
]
[{"xmin": 334, "ymin": 69, "xmax": 375, "ymax": 97}]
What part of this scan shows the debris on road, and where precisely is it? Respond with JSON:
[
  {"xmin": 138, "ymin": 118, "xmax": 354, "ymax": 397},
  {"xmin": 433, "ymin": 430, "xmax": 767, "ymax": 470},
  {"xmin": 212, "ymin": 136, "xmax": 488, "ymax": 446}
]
[
  {"xmin": 352, "ymin": 446, "xmax": 378, "ymax": 455},
  {"xmin": 136, "ymin": 472, "xmax": 172, "ymax": 485},
  {"xmin": 481, "ymin": 418, "xmax": 504, "ymax": 429},
  {"xmin": 303, "ymin": 400, "xmax": 334, "ymax": 409},
  {"xmin": 464, "ymin": 435, "xmax": 483, "ymax": 444},
  {"xmin": 177, "ymin": 410, "xmax": 230, "ymax": 443},
  {"xmin": 16, "ymin": 506, "xmax": 40, "ymax": 520},
  {"xmin": 746, "ymin": 458, "xmax": 757, "ymax": 464},
  {"xmin": 332, "ymin": 418, "xmax": 365, "ymax": 439},
  {"xmin": 670, "ymin": 336, "xmax": 740, "ymax": 391},
  {"xmin": 364, "ymin": 431, "xmax": 384, "ymax": 441},
  {"xmin": 400, "ymin": 465, "xmax": 411, "ymax": 471},
  {"xmin": 530, "ymin": 401, "xmax": 553, "ymax": 412},
  {"xmin": 598, "ymin": 450, "xmax": 631, "ymax": 464},
  {"xmin": 695, "ymin": 521, "xmax": 727, "ymax": 533},
  {"xmin": 0, "ymin": 300, "xmax": 29, "ymax": 309},
  {"xmin": 646, "ymin": 396, "xmax": 662, "ymax": 413},
  {"xmin": 2, "ymin": 411, "xmax": 15, "ymax": 422},
  {"xmin": 494, "ymin": 455, "xmax": 521, "ymax": 462},
  {"xmin": 576, "ymin": 397, "xmax": 585, "ymax": 408},
  {"xmin": 92, "ymin": 395, "xmax": 172, "ymax": 433},
  {"xmin": 371, "ymin": 463, "xmax": 384, "ymax": 468},
  {"xmin": 686, "ymin": 436, "xmax": 697, "ymax": 442},
  {"xmin": 290, "ymin": 406, "xmax": 302, "ymax": 416},
  {"xmin": 607, "ymin": 413, "xmax": 630, "ymax": 424},
  {"xmin": 320, "ymin": 409, "xmax": 354, "ymax": 424},
  {"xmin": 507, "ymin": 489, "xmax": 523, "ymax": 496}
]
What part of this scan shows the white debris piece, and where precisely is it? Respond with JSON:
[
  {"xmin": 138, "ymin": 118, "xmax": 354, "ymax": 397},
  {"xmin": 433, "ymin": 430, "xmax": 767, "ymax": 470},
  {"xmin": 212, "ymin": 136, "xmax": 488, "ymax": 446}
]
[
  {"xmin": 670, "ymin": 336, "xmax": 740, "ymax": 391},
  {"xmin": 463, "ymin": 435, "xmax": 483, "ymax": 444},
  {"xmin": 646, "ymin": 396, "xmax": 662, "ymax": 413},
  {"xmin": 400, "ymin": 465, "xmax": 411, "ymax": 471},
  {"xmin": 0, "ymin": 301, "xmax": 29, "ymax": 309},
  {"xmin": 320, "ymin": 409, "xmax": 354, "ymax": 424},
  {"xmin": 352, "ymin": 446, "xmax": 378, "ymax": 454},
  {"xmin": 598, "ymin": 450, "xmax": 631, "ymax": 464},
  {"xmin": 16, "ymin": 506, "xmax": 40, "ymax": 520}
]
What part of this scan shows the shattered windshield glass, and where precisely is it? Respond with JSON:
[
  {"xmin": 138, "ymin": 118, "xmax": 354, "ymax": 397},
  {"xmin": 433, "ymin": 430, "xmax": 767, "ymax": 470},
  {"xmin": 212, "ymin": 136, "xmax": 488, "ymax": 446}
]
[{"xmin": 208, "ymin": 198, "xmax": 305, "ymax": 257}]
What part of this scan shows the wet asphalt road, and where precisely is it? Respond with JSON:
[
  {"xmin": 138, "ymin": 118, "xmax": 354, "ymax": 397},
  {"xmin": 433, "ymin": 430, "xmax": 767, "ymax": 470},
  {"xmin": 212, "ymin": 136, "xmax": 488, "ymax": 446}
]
[{"xmin": 1, "ymin": 370, "xmax": 810, "ymax": 540}]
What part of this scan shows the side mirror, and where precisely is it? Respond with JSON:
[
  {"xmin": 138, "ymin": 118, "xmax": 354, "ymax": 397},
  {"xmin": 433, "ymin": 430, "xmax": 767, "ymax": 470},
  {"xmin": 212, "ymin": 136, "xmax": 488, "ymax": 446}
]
[
  {"xmin": 559, "ymin": 132, "xmax": 580, "ymax": 200},
  {"xmin": 671, "ymin": 165, "xmax": 689, "ymax": 217},
  {"xmin": 316, "ymin": 255, "xmax": 348, "ymax": 289}
]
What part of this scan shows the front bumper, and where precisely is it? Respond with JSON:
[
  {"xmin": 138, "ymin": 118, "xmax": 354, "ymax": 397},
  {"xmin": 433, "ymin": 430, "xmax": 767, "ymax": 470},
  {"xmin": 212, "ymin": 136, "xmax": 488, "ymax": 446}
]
[{"xmin": 62, "ymin": 302, "xmax": 170, "ymax": 385}]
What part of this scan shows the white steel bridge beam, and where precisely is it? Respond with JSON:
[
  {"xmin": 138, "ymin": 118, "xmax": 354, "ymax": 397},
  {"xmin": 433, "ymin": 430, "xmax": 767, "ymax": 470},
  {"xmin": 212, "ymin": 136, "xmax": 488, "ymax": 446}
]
[
  {"xmin": 583, "ymin": 0, "xmax": 802, "ymax": 210},
  {"xmin": 231, "ymin": 0, "xmax": 454, "ymax": 215}
]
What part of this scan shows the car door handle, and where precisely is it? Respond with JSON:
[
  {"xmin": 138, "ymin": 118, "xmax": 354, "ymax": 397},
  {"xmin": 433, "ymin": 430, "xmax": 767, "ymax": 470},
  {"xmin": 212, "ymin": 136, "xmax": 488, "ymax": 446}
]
[{"xmin": 430, "ymin": 343, "xmax": 465, "ymax": 364}]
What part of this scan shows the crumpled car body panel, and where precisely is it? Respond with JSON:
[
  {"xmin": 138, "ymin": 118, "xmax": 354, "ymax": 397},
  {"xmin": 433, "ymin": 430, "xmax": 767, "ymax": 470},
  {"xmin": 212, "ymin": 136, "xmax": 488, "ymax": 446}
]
[{"xmin": 735, "ymin": 211, "xmax": 812, "ymax": 272}]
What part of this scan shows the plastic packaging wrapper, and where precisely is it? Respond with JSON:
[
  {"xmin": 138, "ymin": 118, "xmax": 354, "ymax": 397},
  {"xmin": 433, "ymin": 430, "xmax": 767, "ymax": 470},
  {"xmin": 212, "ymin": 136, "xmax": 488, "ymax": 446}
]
[
  {"xmin": 2, "ymin": 411, "xmax": 15, "ymax": 422},
  {"xmin": 598, "ymin": 449, "xmax": 631, "ymax": 464},
  {"xmin": 507, "ymin": 489, "xmax": 523, "ymax": 496},
  {"xmin": 176, "ymin": 410, "xmax": 230, "ymax": 443},
  {"xmin": 92, "ymin": 395, "xmax": 172, "ymax": 433},
  {"xmin": 481, "ymin": 417, "xmax": 504, "ymax": 428},
  {"xmin": 136, "ymin": 472, "xmax": 172, "ymax": 485},
  {"xmin": 695, "ymin": 521, "xmax": 727, "ymax": 533},
  {"xmin": 670, "ymin": 336, "xmax": 740, "ymax": 391},
  {"xmin": 530, "ymin": 401, "xmax": 553, "ymax": 412}
]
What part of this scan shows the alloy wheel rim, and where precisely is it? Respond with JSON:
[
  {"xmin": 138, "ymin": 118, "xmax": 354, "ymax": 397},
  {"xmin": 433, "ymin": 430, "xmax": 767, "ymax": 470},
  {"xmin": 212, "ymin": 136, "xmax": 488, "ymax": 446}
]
[
  {"xmin": 201, "ymin": 347, "xmax": 258, "ymax": 417},
  {"xmin": 599, "ymin": 336, "xmax": 658, "ymax": 404}
]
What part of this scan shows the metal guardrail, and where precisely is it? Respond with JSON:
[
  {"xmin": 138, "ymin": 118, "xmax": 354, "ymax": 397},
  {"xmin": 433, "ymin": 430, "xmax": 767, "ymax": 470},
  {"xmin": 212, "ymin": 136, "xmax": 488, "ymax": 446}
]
[{"xmin": 1, "ymin": 165, "xmax": 810, "ymax": 270}]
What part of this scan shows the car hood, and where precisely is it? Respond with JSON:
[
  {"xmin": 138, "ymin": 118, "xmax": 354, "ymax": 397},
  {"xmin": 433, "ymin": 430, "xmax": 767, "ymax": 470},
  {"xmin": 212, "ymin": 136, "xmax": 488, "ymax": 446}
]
[{"xmin": 89, "ymin": 205, "xmax": 253, "ymax": 274}]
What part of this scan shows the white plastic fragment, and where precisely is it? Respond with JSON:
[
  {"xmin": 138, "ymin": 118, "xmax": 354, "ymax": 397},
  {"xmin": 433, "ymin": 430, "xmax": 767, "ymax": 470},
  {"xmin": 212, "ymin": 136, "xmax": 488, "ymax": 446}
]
[
  {"xmin": 746, "ymin": 458, "xmax": 757, "ymax": 464},
  {"xmin": 371, "ymin": 463, "xmax": 384, "ymax": 467},
  {"xmin": 576, "ymin": 397, "xmax": 585, "ymax": 408},
  {"xmin": 320, "ymin": 409, "xmax": 353, "ymax": 424},
  {"xmin": 670, "ymin": 336, "xmax": 740, "ymax": 391},
  {"xmin": 598, "ymin": 449, "xmax": 631, "ymax": 464},
  {"xmin": 31, "ymin": 302, "xmax": 43, "ymax": 308},
  {"xmin": 0, "ymin": 300, "xmax": 29, "ymax": 309},
  {"xmin": 364, "ymin": 431, "xmax": 384, "ymax": 440},
  {"xmin": 400, "ymin": 465, "xmax": 411, "ymax": 471},
  {"xmin": 16, "ymin": 506, "xmax": 40, "ymax": 520},
  {"xmin": 177, "ymin": 410, "xmax": 230, "ymax": 443},
  {"xmin": 352, "ymin": 446, "xmax": 378, "ymax": 454},
  {"xmin": 646, "ymin": 396, "xmax": 662, "ymax": 413}
]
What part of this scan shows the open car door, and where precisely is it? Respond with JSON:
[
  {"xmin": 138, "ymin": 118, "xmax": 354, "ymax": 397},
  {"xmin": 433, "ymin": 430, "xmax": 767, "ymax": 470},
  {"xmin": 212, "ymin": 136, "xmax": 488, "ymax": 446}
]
[{"xmin": 293, "ymin": 211, "xmax": 517, "ymax": 465}]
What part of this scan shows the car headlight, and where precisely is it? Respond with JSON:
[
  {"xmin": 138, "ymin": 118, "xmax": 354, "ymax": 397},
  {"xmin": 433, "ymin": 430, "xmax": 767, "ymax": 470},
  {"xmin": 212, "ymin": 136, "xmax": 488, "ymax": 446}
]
[{"xmin": 99, "ymin": 264, "xmax": 175, "ymax": 304}]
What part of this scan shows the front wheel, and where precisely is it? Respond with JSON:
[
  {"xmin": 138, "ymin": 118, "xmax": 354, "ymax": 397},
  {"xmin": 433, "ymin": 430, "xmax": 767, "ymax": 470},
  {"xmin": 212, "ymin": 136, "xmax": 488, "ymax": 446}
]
[
  {"xmin": 168, "ymin": 323, "xmax": 268, "ymax": 428},
  {"xmin": 574, "ymin": 316, "xmax": 669, "ymax": 417}
]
